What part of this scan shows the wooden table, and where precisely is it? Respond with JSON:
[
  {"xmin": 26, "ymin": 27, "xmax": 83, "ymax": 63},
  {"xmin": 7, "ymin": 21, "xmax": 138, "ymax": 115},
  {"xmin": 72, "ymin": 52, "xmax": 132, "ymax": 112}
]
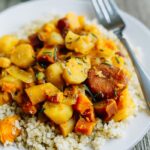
[{"xmin": 0, "ymin": 0, "xmax": 150, "ymax": 149}]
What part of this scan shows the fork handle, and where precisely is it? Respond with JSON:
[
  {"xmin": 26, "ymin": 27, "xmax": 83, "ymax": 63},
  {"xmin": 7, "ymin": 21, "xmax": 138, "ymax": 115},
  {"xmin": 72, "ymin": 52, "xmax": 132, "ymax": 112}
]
[{"xmin": 120, "ymin": 37, "xmax": 150, "ymax": 108}]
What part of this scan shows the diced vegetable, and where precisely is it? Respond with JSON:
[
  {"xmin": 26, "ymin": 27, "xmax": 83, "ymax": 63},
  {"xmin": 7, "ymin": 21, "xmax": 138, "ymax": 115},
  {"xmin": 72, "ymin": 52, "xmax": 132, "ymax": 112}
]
[
  {"xmin": 113, "ymin": 88, "xmax": 135, "ymax": 121},
  {"xmin": 25, "ymin": 83, "xmax": 59, "ymax": 105},
  {"xmin": 111, "ymin": 55, "xmax": 125, "ymax": 68},
  {"xmin": 47, "ymin": 31, "xmax": 64, "ymax": 45},
  {"xmin": 46, "ymin": 92, "xmax": 64, "ymax": 103},
  {"xmin": 0, "ymin": 92, "xmax": 10, "ymax": 105},
  {"xmin": 75, "ymin": 118, "xmax": 96, "ymax": 135},
  {"xmin": 0, "ymin": 75, "xmax": 22, "ymax": 93},
  {"xmin": 60, "ymin": 117, "xmax": 76, "ymax": 137},
  {"xmin": 65, "ymin": 31, "xmax": 96, "ymax": 54},
  {"xmin": 0, "ymin": 57, "xmax": 11, "ymax": 68},
  {"xmin": 96, "ymin": 38, "xmax": 117, "ymax": 58},
  {"xmin": 38, "ymin": 22, "xmax": 58, "ymax": 42},
  {"xmin": 37, "ymin": 47, "xmax": 55, "ymax": 64},
  {"xmin": 94, "ymin": 99, "xmax": 118, "ymax": 122},
  {"xmin": 84, "ymin": 24, "xmax": 101, "ymax": 38},
  {"xmin": 0, "ymin": 35, "xmax": 18, "ymax": 56},
  {"xmin": 46, "ymin": 62, "xmax": 64, "ymax": 89},
  {"xmin": 0, "ymin": 115, "xmax": 20, "ymax": 144},
  {"xmin": 7, "ymin": 66, "xmax": 35, "ymax": 83},
  {"xmin": 43, "ymin": 102, "xmax": 73, "ymax": 124},
  {"xmin": 62, "ymin": 57, "xmax": 91, "ymax": 85},
  {"xmin": 73, "ymin": 93, "xmax": 95, "ymax": 122},
  {"xmin": 61, "ymin": 97, "xmax": 76, "ymax": 105},
  {"xmin": 22, "ymin": 101, "xmax": 37, "ymax": 115},
  {"xmin": 65, "ymin": 12, "xmax": 83, "ymax": 30},
  {"xmin": 11, "ymin": 44, "xmax": 35, "ymax": 68}
]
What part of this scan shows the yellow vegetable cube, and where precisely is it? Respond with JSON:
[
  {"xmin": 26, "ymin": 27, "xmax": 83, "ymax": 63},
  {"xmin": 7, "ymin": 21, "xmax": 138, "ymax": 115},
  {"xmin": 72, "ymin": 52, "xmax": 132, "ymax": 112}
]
[
  {"xmin": 47, "ymin": 32, "xmax": 64, "ymax": 45},
  {"xmin": 43, "ymin": 102, "xmax": 73, "ymax": 124},
  {"xmin": 113, "ymin": 88, "xmax": 136, "ymax": 122},
  {"xmin": 60, "ymin": 118, "xmax": 76, "ymax": 137},
  {"xmin": 66, "ymin": 12, "xmax": 81, "ymax": 30},
  {"xmin": 0, "ymin": 57, "xmax": 11, "ymax": 68},
  {"xmin": 46, "ymin": 62, "xmax": 64, "ymax": 89},
  {"xmin": 65, "ymin": 31, "xmax": 96, "ymax": 54},
  {"xmin": 62, "ymin": 57, "xmax": 91, "ymax": 85},
  {"xmin": 0, "ymin": 35, "xmax": 18, "ymax": 56},
  {"xmin": 25, "ymin": 83, "xmax": 59, "ymax": 105},
  {"xmin": 11, "ymin": 44, "xmax": 35, "ymax": 68},
  {"xmin": 111, "ymin": 55, "xmax": 125, "ymax": 68},
  {"xmin": 96, "ymin": 38, "xmax": 117, "ymax": 58}
]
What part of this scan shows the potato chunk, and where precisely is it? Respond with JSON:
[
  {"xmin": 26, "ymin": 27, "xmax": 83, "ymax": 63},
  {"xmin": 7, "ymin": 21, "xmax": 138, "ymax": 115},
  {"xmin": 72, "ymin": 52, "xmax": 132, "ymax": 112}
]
[
  {"xmin": 25, "ymin": 83, "xmax": 59, "ymax": 105},
  {"xmin": 65, "ymin": 12, "xmax": 83, "ymax": 30},
  {"xmin": 0, "ymin": 35, "xmax": 18, "ymax": 56},
  {"xmin": 11, "ymin": 44, "xmax": 35, "ymax": 68},
  {"xmin": 46, "ymin": 62, "xmax": 64, "ymax": 89},
  {"xmin": 43, "ymin": 102, "xmax": 73, "ymax": 124},
  {"xmin": 0, "ymin": 57, "xmax": 11, "ymax": 68},
  {"xmin": 62, "ymin": 57, "xmax": 91, "ymax": 85},
  {"xmin": 65, "ymin": 31, "xmax": 96, "ymax": 54},
  {"xmin": 75, "ymin": 118, "xmax": 96, "ymax": 135},
  {"xmin": 96, "ymin": 38, "xmax": 117, "ymax": 58},
  {"xmin": 7, "ymin": 66, "xmax": 34, "ymax": 83},
  {"xmin": 47, "ymin": 31, "xmax": 64, "ymax": 45},
  {"xmin": 60, "ymin": 118, "xmax": 76, "ymax": 137},
  {"xmin": 0, "ymin": 115, "xmax": 20, "ymax": 144}
]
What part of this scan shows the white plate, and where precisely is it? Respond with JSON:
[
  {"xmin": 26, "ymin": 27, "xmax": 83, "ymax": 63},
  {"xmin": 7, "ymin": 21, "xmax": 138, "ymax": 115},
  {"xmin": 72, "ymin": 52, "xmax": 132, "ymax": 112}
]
[{"xmin": 0, "ymin": 0, "xmax": 150, "ymax": 150}]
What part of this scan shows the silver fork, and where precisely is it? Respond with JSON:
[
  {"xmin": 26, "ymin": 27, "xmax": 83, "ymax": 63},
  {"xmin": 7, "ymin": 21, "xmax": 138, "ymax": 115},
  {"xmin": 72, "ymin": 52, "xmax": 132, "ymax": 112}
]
[{"xmin": 91, "ymin": 0, "xmax": 150, "ymax": 109}]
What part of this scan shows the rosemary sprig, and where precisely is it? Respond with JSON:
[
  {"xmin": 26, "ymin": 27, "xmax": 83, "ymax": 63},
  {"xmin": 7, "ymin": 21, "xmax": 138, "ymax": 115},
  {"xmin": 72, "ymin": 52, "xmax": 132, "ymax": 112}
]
[
  {"xmin": 42, "ymin": 51, "xmax": 53, "ymax": 57},
  {"xmin": 54, "ymin": 47, "xmax": 58, "ymax": 61},
  {"xmin": 83, "ymin": 84, "xmax": 96, "ymax": 102},
  {"xmin": 115, "ymin": 56, "xmax": 120, "ymax": 64}
]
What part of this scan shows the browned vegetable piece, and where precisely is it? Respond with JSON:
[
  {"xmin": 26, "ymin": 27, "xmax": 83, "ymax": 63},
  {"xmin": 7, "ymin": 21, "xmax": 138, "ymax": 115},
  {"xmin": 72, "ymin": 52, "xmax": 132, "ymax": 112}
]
[
  {"xmin": 87, "ymin": 64, "xmax": 128, "ymax": 99},
  {"xmin": 75, "ymin": 118, "xmax": 96, "ymax": 135},
  {"xmin": 57, "ymin": 18, "xmax": 69, "ymax": 37},
  {"xmin": 22, "ymin": 101, "xmax": 37, "ymax": 115},
  {"xmin": 94, "ymin": 99, "xmax": 118, "ymax": 122},
  {"xmin": 46, "ymin": 92, "xmax": 64, "ymax": 103},
  {"xmin": 73, "ymin": 94, "xmax": 95, "ymax": 122},
  {"xmin": 29, "ymin": 33, "xmax": 44, "ymax": 49},
  {"xmin": 37, "ymin": 47, "xmax": 57, "ymax": 67},
  {"xmin": 59, "ymin": 117, "xmax": 76, "ymax": 137}
]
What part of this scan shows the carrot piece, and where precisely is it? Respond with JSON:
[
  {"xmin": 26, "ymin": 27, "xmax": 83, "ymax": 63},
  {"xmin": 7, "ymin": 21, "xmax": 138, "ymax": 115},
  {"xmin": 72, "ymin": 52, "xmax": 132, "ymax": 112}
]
[
  {"xmin": 73, "ymin": 94, "xmax": 95, "ymax": 122},
  {"xmin": 75, "ymin": 118, "xmax": 96, "ymax": 135},
  {"xmin": 0, "ymin": 115, "xmax": 21, "ymax": 144}
]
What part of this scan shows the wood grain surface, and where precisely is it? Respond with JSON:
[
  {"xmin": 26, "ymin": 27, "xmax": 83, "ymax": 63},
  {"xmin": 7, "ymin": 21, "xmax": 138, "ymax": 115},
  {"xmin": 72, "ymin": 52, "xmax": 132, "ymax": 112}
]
[{"xmin": 0, "ymin": 0, "xmax": 150, "ymax": 149}]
